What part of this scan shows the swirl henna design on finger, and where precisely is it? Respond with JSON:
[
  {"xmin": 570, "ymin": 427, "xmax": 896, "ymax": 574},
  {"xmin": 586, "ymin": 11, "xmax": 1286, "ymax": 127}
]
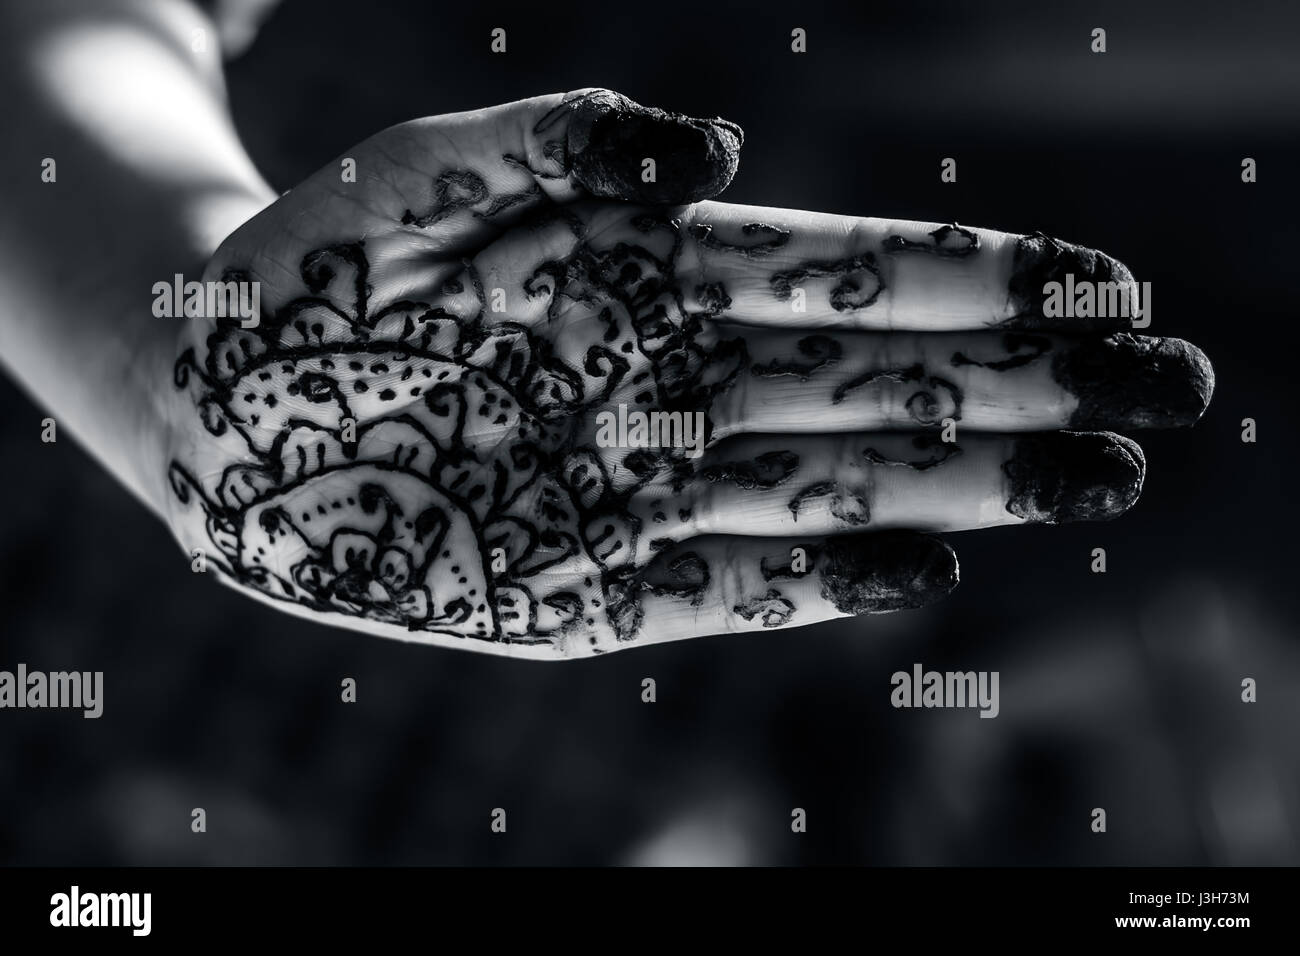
[
  {"xmin": 751, "ymin": 334, "xmax": 842, "ymax": 380},
  {"xmin": 951, "ymin": 333, "xmax": 1052, "ymax": 371},
  {"xmin": 771, "ymin": 255, "xmax": 884, "ymax": 312},
  {"xmin": 700, "ymin": 450, "xmax": 800, "ymax": 490},
  {"xmin": 688, "ymin": 221, "xmax": 791, "ymax": 258},
  {"xmin": 883, "ymin": 223, "xmax": 980, "ymax": 258},
  {"xmin": 862, "ymin": 435, "xmax": 963, "ymax": 471},
  {"xmin": 733, "ymin": 589, "xmax": 797, "ymax": 628},
  {"xmin": 831, "ymin": 364, "xmax": 964, "ymax": 425}
]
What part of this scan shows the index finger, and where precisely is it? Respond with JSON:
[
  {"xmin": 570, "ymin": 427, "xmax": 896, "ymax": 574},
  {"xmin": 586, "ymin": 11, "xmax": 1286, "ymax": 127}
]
[{"xmin": 669, "ymin": 201, "xmax": 1142, "ymax": 332}]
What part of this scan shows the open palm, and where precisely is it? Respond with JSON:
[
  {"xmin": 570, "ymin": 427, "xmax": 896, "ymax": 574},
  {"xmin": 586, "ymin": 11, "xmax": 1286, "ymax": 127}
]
[{"xmin": 163, "ymin": 89, "xmax": 1213, "ymax": 659}]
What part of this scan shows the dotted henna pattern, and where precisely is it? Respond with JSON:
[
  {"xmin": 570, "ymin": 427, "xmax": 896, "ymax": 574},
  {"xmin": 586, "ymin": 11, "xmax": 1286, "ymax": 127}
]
[
  {"xmin": 169, "ymin": 199, "xmax": 993, "ymax": 652},
  {"xmin": 169, "ymin": 210, "xmax": 757, "ymax": 652}
]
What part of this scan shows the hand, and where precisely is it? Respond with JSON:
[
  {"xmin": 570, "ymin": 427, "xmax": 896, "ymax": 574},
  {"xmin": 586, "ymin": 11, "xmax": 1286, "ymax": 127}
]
[{"xmin": 163, "ymin": 89, "xmax": 1214, "ymax": 659}]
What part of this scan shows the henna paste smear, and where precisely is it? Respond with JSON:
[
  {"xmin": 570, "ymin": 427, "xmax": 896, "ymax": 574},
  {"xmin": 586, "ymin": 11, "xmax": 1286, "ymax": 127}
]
[
  {"xmin": 1005, "ymin": 232, "xmax": 1134, "ymax": 331},
  {"xmin": 564, "ymin": 90, "xmax": 743, "ymax": 204},
  {"xmin": 818, "ymin": 531, "xmax": 958, "ymax": 614},
  {"xmin": 1052, "ymin": 333, "xmax": 1215, "ymax": 429},
  {"xmin": 1003, "ymin": 431, "xmax": 1145, "ymax": 524}
]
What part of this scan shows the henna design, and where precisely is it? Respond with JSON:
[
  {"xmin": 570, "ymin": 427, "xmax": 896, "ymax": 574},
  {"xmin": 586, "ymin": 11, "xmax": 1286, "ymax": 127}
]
[
  {"xmin": 863, "ymin": 435, "xmax": 963, "ymax": 471},
  {"xmin": 751, "ymin": 334, "xmax": 842, "ymax": 380},
  {"xmin": 952, "ymin": 333, "xmax": 1051, "ymax": 371},
  {"xmin": 502, "ymin": 152, "xmax": 567, "ymax": 181},
  {"xmin": 760, "ymin": 546, "xmax": 819, "ymax": 582},
  {"xmin": 829, "ymin": 489, "xmax": 871, "ymax": 525},
  {"xmin": 695, "ymin": 283, "xmax": 732, "ymax": 316},
  {"xmin": 733, "ymin": 589, "xmax": 796, "ymax": 627},
  {"xmin": 770, "ymin": 255, "xmax": 883, "ymax": 311},
  {"xmin": 688, "ymin": 221, "xmax": 791, "ymax": 258},
  {"xmin": 701, "ymin": 450, "xmax": 800, "ymax": 490},
  {"xmin": 401, "ymin": 171, "xmax": 490, "ymax": 227},
  {"xmin": 831, "ymin": 364, "xmax": 963, "ymax": 425},
  {"xmin": 883, "ymin": 223, "xmax": 979, "ymax": 258},
  {"xmin": 641, "ymin": 552, "xmax": 711, "ymax": 606},
  {"xmin": 787, "ymin": 481, "xmax": 837, "ymax": 520},
  {"xmin": 787, "ymin": 480, "xmax": 869, "ymax": 526},
  {"xmin": 170, "ymin": 204, "xmax": 762, "ymax": 652}
]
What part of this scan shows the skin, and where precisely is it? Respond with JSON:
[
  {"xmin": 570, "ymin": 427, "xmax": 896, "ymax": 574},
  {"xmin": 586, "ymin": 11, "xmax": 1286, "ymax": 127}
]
[{"xmin": 0, "ymin": 3, "xmax": 1214, "ymax": 660}]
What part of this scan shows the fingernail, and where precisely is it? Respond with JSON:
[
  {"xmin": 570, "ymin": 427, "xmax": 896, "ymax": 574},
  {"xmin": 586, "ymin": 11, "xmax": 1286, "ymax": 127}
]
[
  {"xmin": 818, "ymin": 531, "xmax": 959, "ymax": 614},
  {"xmin": 1007, "ymin": 232, "xmax": 1135, "ymax": 330},
  {"xmin": 1053, "ymin": 333, "xmax": 1216, "ymax": 428},
  {"xmin": 566, "ymin": 90, "xmax": 743, "ymax": 204},
  {"xmin": 1004, "ymin": 431, "xmax": 1146, "ymax": 524}
]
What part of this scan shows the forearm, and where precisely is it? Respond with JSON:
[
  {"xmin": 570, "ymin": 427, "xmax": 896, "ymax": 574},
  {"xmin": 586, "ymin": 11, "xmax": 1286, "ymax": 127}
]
[{"xmin": 0, "ymin": 0, "xmax": 274, "ymax": 514}]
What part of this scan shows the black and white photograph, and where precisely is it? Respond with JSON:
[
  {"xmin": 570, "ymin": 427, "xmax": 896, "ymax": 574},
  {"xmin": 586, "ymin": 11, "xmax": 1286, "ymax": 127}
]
[{"xmin": 0, "ymin": 0, "xmax": 1293, "ymax": 938}]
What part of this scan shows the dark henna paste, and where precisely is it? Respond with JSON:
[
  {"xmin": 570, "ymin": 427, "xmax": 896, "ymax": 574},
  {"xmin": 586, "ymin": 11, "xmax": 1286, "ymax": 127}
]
[
  {"xmin": 401, "ymin": 171, "xmax": 490, "ymax": 228},
  {"xmin": 751, "ymin": 334, "xmax": 842, "ymax": 380},
  {"xmin": 788, "ymin": 481, "xmax": 836, "ymax": 520},
  {"xmin": 829, "ymin": 489, "xmax": 871, "ymax": 526},
  {"xmin": 819, "ymin": 531, "xmax": 958, "ymax": 614},
  {"xmin": 556, "ymin": 90, "xmax": 742, "ymax": 204},
  {"xmin": 172, "ymin": 192, "xmax": 760, "ymax": 652},
  {"xmin": 760, "ymin": 548, "xmax": 818, "ymax": 581},
  {"xmin": 1004, "ymin": 232, "xmax": 1134, "ymax": 330},
  {"xmin": 1051, "ymin": 333, "xmax": 1214, "ymax": 429},
  {"xmin": 771, "ymin": 255, "xmax": 883, "ymax": 311},
  {"xmin": 733, "ymin": 589, "xmax": 796, "ymax": 627},
  {"xmin": 832, "ymin": 364, "xmax": 963, "ymax": 425},
  {"xmin": 1003, "ymin": 431, "xmax": 1145, "ymax": 523},
  {"xmin": 863, "ymin": 435, "xmax": 962, "ymax": 471},
  {"xmin": 883, "ymin": 223, "xmax": 979, "ymax": 258},
  {"xmin": 951, "ymin": 333, "xmax": 1051, "ymax": 371},
  {"xmin": 701, "ymin": 450, "xmax": 799, "ymax": 489},
  {"xmin": 603, "ymin": 566, "xmax": 645, "ymax": 642},
  {"xmin": 641, "ymin": 551, "xmax": 710, "ymax": 606},
  {"xmin": 695, "ymin": 282, "xmax": 732, "ymax": 316},
  {"xmin": 688, "ymin": 221, "xmax": 791, "ymax": 258}
]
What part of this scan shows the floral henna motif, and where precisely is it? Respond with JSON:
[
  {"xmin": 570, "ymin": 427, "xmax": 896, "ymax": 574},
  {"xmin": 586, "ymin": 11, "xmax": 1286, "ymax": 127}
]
[
  {"xmin": 167, "ymin": 210, "xmax": 751, "ymax": 652},
  {"xmin": 168, "ymin": 200, "xmax": 1008, "ymax": 653}
]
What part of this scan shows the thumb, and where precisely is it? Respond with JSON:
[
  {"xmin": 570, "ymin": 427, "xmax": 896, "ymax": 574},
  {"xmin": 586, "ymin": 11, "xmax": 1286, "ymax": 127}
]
[
  {"xmin": 204, "ymin": 89, "xmax": 743, "ymax": 308},
  {"xmin": 384, "ymin": 87, "xmax": 744, "ymax": 245},
  {"xmin": 541, "ymin": 88, "xmax": 744, "ymax": 204}
]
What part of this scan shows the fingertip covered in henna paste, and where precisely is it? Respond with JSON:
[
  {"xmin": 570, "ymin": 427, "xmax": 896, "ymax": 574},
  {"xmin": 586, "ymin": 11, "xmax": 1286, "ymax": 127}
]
[
  {"xmin": 818, "ymin": 531, "xmax": 959, "ymax": 614},
  {"xmin": 1052, "ymin": 333, "xmax": 1215, "ymax": 429},
  {"xmin": 1003, "ymin": 431, "xmax": 1145, "ymax": 524},
  {"xmin": 564, "ymin": 90, "xmax": 743, "ymax": 204},
  {"xmin": 1005, "ymin": 232, "xmax": 1134, "ymax": 330}
]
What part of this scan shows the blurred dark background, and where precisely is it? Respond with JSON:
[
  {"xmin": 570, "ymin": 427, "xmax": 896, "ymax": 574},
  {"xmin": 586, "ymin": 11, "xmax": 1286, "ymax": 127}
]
[{"xmin": 1, "ymin": 0, "xmax": 1297, "ymax": 864}]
